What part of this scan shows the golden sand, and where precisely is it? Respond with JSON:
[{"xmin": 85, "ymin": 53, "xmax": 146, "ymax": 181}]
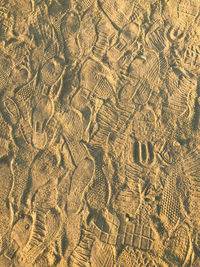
[{"xmin": 0, "ymin": 0, "xmax": 200, "ymax": 266}]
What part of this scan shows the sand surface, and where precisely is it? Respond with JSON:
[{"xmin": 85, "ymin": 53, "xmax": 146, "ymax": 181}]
[{"xmin": 0, "ymin": 0, "xmax": 200, "ymax": 266}]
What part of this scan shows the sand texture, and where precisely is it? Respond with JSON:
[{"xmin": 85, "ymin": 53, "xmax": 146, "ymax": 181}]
[{"xmin": 1, "ymin": 0, "xmax": 200, "ymax": 266}]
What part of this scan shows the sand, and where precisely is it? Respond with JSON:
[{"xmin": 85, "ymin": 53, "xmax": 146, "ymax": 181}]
[{"xmin": 0, "ymin": 0, "xmax": 200, "ymax": 266}]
